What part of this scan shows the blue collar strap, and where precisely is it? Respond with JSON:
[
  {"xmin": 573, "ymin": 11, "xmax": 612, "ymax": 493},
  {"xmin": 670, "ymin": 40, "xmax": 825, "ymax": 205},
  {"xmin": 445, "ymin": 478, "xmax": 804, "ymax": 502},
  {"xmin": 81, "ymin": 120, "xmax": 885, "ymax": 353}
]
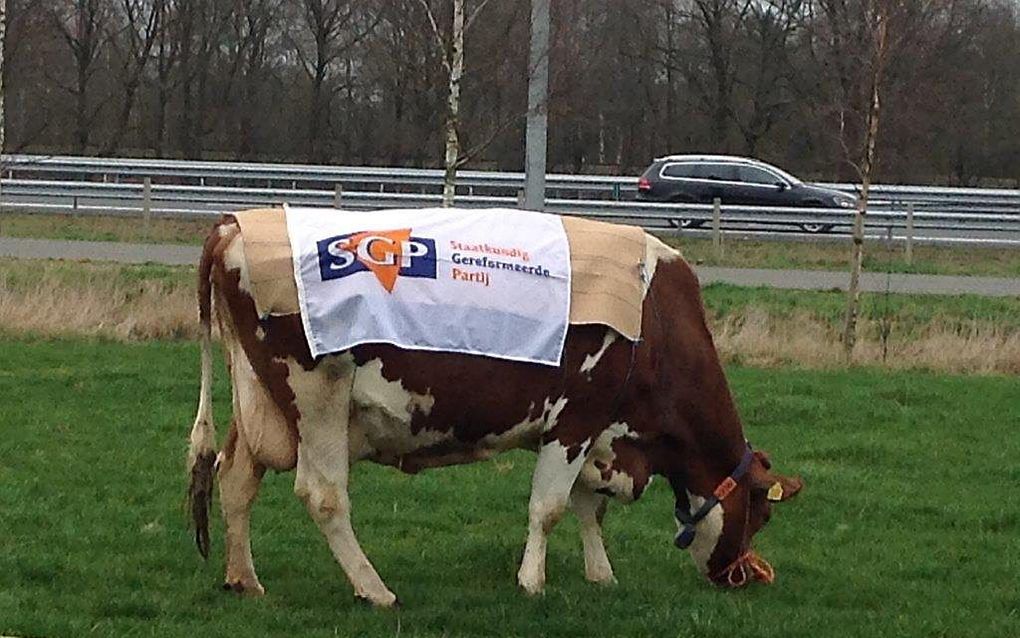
[{"xmin": 674, "ymin": 444, "xmax": 754, "ymax": 550}]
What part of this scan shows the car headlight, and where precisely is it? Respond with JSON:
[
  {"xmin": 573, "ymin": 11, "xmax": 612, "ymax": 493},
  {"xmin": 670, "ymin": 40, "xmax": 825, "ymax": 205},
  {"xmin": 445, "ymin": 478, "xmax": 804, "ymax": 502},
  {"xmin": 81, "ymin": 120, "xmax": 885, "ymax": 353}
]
[{"xmin": 834, "ymin": 195, "xmax": 856, "ymax": 208}]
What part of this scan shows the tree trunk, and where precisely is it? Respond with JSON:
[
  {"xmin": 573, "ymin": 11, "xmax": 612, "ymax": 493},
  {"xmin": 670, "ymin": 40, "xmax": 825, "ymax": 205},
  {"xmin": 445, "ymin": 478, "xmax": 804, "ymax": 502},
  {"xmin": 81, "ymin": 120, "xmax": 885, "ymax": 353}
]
[
  {"xmin": 842, "ymin": 13, "xmax": 888, "ymax": 360},
  {"xmin": 178, "ymin": 5, "xmax": 195, "ymax": 157},
  {"xmin": 308, "ymin": 64, "xmax": 326, "ymax": 163},
  {"xmin": 103, "ymin": 80, "xmax": 140, "ymax": 156},
  {"xmin": 155, "ymin": 80, "xmax": 168, "ymax": 156},
  {"xmin": 1, "ymin": 0, "xmax": 6, "ymax": 213},
  {"xmin": 442, "ymin": 0, "xmax": 465, "ymax": 207},
  {"xmin": 76, "ymin": 63, "xmax": 89, "ymax": 152}
]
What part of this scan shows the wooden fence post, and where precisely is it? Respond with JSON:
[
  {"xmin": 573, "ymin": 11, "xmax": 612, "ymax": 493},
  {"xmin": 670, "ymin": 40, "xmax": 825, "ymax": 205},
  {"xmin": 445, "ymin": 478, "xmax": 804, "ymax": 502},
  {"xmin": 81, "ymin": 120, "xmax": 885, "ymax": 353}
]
[
  {"xmin": 142, "ymin": 177, "xmax": 152, "ymax": 236},
  {"xmin": 905, "ymin": 202, "xmax": 914, "ymax": 265},
  {"xmin": 712, "ymin": 197, "xmax": 722, "ymax": 260}
]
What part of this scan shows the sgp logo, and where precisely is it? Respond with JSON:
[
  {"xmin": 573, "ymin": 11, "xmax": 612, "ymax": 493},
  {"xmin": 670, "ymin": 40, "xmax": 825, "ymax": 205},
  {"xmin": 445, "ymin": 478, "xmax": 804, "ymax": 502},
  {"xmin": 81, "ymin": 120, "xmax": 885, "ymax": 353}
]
[{"xmin": 316, "ymin": 228, "xmax": 436, "ymax": 292}]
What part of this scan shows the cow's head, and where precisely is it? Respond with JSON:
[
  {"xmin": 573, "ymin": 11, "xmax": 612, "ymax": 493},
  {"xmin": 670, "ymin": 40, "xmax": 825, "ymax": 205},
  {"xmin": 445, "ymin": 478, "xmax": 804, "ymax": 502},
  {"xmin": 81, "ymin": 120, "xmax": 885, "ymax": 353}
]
[{"xmin": 673, "ymin": 447, "xmax": 802, "ymax": 587}]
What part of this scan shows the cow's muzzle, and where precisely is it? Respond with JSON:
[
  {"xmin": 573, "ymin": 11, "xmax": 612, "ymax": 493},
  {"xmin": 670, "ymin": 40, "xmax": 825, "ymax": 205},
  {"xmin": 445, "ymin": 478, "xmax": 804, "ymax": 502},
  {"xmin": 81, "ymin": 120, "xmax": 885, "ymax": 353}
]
[{"xmin": 710, "ymin": 550, "xmax": 775, "ymax": 588}]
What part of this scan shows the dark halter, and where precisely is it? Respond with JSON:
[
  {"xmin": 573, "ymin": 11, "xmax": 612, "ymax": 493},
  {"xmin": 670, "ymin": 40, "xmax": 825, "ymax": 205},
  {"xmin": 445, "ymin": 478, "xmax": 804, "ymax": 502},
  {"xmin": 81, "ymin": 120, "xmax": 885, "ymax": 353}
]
[{"xmin": 674, "ymin": 444, "xmax": 754, "ymax": 550}]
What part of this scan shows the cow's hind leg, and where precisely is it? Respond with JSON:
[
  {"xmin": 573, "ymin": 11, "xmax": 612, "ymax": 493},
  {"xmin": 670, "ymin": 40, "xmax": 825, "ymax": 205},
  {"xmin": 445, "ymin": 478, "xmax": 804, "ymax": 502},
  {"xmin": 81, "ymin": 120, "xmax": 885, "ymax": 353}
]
[
  {"xmin": 289, "ymin": 359, "xmax": 397, "ymax": 608},
  {"xmin": 569, "ymin": 484, "xmax": 615, "ymax": 585},
  {"xmin": 218, "ymin": 421, "xmax": 266, "ymax": 595},
  {"xmin": 517, "ymin": 439, "xmax": 590, "ymax": 595}
]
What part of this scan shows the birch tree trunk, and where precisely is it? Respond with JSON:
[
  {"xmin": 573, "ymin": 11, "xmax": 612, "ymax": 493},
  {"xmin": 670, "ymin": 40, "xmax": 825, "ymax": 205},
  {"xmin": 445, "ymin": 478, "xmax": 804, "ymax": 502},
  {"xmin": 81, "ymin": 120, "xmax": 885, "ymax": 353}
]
[
  {"xmin": 842, "ymin": 11, "xmax": 888, "ymax": 360},
  {"xmin": 442, "ymin": 0, "xmax": 465, "ymax": 207},
  {"xmin": 0, "ymin": 0, "xmax": 6, "ymax": 214}
]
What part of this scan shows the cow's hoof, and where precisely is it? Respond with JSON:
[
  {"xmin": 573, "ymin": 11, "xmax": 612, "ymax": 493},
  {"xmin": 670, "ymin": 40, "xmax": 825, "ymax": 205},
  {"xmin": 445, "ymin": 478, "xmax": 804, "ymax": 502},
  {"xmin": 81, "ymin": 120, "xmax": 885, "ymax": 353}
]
[
  {"xmin": 222, "ymin": 580, "xmax": 266, "ymax": 596},
  {"xmin": 517, "ymin": 576, "xmax": 546, "ymax": 596},
  {"xmin": 585, "ymin": 566, "xmax": 617, "ymax": 586},
  {"xmin": 517, "ymin": 565, "xmax": 546, "ymax": 596},
  {"xmin": 355, "ymin": 590, "xmax": 399, "ymax": 608},
  {"xmin": 586, "ymin": 573, "xmax": 618, "ymax": 587}
]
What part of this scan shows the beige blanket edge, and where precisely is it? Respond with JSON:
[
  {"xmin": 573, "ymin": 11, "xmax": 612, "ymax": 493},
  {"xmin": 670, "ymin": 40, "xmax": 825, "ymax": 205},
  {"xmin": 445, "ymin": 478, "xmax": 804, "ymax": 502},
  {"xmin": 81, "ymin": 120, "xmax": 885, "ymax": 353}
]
[{"xmin": 233, "ymin": 208, "xmax": 646, "ymax": 341}]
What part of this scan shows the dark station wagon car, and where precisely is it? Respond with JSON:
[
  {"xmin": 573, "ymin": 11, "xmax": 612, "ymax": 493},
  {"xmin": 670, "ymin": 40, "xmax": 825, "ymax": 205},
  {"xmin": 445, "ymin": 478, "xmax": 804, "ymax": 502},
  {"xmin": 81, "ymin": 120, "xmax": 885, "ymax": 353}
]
[{"xmin": 636, "ymin": 154, "xmax": 857, "ymax": 232}]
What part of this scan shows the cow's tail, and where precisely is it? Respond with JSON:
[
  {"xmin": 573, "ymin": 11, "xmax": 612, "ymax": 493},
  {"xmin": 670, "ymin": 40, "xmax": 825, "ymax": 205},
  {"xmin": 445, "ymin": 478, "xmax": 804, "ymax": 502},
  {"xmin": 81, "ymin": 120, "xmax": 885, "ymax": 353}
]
[{"xmin": 186, "ymin": 230, "xmax": 219, "ymax": 560}]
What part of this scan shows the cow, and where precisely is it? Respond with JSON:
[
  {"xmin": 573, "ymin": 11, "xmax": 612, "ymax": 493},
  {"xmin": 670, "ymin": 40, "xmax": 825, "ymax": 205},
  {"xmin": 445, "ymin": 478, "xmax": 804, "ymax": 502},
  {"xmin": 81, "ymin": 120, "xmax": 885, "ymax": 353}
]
[{"xmin": 186, "ymin": 213, "xmax": 803, "ymax": 607}]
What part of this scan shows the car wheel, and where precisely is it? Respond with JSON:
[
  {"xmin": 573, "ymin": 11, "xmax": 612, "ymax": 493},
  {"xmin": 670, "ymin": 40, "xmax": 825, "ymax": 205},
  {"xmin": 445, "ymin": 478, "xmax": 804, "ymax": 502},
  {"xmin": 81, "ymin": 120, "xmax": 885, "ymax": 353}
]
[
  {"xmin": 669, "ymin": 195, "xmax": 704, "ymax": 229},
  {"xmin": 800, "ymin": 223, "xmax": 833, "ymax": 233},
  {"xmin": 800, "ymin": 200, "xmax": 832, "ymax": 233}
]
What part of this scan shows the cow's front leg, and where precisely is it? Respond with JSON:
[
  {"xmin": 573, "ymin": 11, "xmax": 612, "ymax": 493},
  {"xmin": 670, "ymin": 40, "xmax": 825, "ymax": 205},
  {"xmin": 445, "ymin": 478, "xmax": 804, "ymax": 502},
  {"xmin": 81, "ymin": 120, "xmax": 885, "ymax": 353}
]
[
  {"xmin": 289, "ymin": 359, "xmax": 397, "ymax": 608},
  {"xmin": 517, "ymin": 439, "xmax": 589, "ymax": 595},
  {"xmin": 218, "ymin": 421, "xmax": 266, "ymax": 596},
  {"xmin": 569, "ymin": 484, "xmax": 615, "ymax": 585}
]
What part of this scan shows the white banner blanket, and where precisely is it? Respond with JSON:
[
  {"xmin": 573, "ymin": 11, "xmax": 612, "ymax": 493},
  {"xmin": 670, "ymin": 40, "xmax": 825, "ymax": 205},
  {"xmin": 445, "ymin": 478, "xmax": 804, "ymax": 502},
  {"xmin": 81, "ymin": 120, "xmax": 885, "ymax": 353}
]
[{"xmin": 286, "ymin": 206, "xmax": 571, "ymax": 366}]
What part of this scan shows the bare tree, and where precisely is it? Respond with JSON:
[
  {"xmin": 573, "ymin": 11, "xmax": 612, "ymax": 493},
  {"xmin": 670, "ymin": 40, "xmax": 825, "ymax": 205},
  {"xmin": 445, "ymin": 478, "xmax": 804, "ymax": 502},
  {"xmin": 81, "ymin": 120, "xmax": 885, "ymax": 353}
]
[
  {"xmin": 841, "ymin": 6, "xmax": 888, "ymax": 359},
  {"xmin": 230, "ymin": 0, "xmax": 281, "ymax": 159},
  {"xmin": 149, "ymin": 0, "xmax": 177, "ymax": 156},
  {"xmin": 2, "ymin": 0, "xmax": 1019, "ymax": 182},
  {"xmin": 174, "ymin": 0, "xmax": 231, "ymax": 158},
  {"xmin": 289, "ymin": 0, "xmax": 376, "ymax": 163},
  {"xmin": 1, "ymin": 0, "xmax": 7, "ymax": 214},
  {"xmin": 819, "ymin": 0, "xmax": 943, "ymax": 358},
  {"xmin": 730, "ymin": 0, "xmax": 800, "ymax": 155},
  {"xmin": 102, "ymin": 0, "xmax": 163, "ymax": 155},
  {"xmin": 683, "ymin": 0, "xmax": 753, "ymax": 150},
  {"xmin": 52, "ymin": 0, "xmax": 110, "ymax": 152},
  {"xmin": 420, "ymin": 0, "xmax": 492, "ymax": 206}
]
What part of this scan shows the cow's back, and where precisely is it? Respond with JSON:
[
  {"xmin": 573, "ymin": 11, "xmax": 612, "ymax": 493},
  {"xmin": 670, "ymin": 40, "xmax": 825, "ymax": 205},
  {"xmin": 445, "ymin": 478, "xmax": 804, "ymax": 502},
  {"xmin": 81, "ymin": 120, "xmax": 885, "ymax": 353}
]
[{"xmin": 206, "ymin": 216, "xmax": 721, "ymax": 475}]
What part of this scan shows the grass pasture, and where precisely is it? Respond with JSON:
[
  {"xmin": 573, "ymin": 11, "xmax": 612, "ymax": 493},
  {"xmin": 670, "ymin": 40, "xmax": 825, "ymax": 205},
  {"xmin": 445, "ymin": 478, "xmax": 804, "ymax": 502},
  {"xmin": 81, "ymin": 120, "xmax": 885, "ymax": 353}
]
[{"xmin": 1, "ymin": 338, "xmax": 1017, "ymax": 637}]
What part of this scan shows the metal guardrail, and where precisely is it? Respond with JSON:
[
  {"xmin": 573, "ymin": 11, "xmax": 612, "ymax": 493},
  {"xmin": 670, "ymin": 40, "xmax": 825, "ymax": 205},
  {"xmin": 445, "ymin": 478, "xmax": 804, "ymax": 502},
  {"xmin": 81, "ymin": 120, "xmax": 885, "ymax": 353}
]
[
  {"xmin": 1, "ymin": 154, "xmax": 1019, "ymax": 247},
  {"xmin": 6, "ymin": 153, "xmax": 1020, "ymax": 207}
]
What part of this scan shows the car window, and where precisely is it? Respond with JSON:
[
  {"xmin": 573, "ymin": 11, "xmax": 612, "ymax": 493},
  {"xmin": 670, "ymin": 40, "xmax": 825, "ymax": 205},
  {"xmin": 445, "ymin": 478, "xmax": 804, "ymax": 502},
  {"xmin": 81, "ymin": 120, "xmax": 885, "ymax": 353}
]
[
  {"xmin": 737, "ymin": 166, "xmax": 780, "ymax": 185},
  {"xmin": 661, "ymin": 163, "xmax": 696, "ymax": 178},
  {"xmin": 691, "ymin": 163, "xmax": 739, "ymax": 181}
]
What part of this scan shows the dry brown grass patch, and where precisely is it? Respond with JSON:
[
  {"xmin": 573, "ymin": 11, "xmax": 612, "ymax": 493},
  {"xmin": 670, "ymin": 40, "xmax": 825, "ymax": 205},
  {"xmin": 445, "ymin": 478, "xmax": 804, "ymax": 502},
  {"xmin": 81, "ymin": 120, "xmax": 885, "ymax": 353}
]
[
  {"xmin": 711, "ymin": 308, "xmax": 1020, "ymax": 374},
  {"xmin": 2, "ymin": 259, "xmax": 1015, "ymax": 375},
  {"xmin": 0, "ymin": 267, "xmax": 197, "ymax": 341}
]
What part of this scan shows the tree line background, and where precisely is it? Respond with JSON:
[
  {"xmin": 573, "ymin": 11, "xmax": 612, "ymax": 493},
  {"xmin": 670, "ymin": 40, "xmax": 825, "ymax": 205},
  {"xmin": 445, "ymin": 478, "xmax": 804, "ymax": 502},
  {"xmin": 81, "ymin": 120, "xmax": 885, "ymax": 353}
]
[{"xmin": 5, "ymin": 0, "xmax": 1020, "ymax": 184}]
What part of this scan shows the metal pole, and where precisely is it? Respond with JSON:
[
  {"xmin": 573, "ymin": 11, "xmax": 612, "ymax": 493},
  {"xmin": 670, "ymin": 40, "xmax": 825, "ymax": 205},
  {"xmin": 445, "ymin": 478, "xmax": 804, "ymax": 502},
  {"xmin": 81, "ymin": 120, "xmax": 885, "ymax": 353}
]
[
  {"xmin": 712, "ymin": 197, "xmax": 722, "ymax": 259},
  {"xmin": 905, "ymin": 202, "xmax": 914, "ymax": 265},
  {"xmin": 523, "ymin": 0, "xmax": 549, "ymax": 211},
  {"xmin": 334, "ymin": 183, "xmax": 342, "ymax": 209},
  {"xmin": 516, "ymin": 189, "xmax": 525, "ymax": 208}
]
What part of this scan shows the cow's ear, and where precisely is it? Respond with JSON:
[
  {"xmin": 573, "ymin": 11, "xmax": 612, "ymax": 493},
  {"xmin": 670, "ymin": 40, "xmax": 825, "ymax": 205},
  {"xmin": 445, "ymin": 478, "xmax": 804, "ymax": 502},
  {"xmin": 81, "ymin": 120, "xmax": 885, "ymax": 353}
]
[
  {"xmin": 760, "ymin": 474, "xmax": 803, "ymax": 502},
  {"xmin": 750, "ymin": 450, "xmax": 803, "ymax": 502}
]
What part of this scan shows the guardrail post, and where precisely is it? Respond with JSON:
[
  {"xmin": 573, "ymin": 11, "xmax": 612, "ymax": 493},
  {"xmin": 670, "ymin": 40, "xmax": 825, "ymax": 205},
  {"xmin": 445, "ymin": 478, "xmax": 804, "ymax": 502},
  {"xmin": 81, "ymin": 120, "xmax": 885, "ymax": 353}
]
[
  {"xmin": 517, "ymin": 189, "xmax": 526, "ymax": 208},
  {"xmin": 712, "ymin": 197, "xmax": 723, "ymax": 259},
  {"xmin": 334, "ymin": 183, "xmax": 343, "ymax": 209},
  {"xmin": 905, "ymin": 202, "xmax": 914, "ymax": 265},
  {"xmin": 143, "ymin": 177, "xmax": 152, "ymax": 235}
]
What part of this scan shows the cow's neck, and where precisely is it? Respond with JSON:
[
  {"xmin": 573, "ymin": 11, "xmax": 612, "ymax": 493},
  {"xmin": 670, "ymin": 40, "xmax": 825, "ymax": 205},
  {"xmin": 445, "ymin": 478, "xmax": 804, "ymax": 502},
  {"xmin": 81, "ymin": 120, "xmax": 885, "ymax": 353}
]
[{"xmin": 670, "ymin": 399, "xmax": 748, "ymax": 496}]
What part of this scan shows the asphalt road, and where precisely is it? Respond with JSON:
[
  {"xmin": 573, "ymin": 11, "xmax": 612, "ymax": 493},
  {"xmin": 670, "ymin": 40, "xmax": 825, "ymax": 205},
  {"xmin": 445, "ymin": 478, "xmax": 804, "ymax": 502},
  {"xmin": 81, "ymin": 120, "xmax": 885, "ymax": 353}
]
[
  {"xmin": 4, "ymin": 198, "xmax": 1020, "ymax": 248},
  {"xmin": 3, "ymin": 236, "xmax": 1017, "ymax": 297}
]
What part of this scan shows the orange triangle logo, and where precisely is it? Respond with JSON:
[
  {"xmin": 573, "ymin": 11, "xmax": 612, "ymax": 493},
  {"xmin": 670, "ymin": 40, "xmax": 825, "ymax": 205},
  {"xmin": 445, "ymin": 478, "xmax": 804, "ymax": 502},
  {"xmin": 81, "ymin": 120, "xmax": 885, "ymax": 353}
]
[{"xmin": 345, "ymin": 228, "xmax": 411, "ymax": 293}]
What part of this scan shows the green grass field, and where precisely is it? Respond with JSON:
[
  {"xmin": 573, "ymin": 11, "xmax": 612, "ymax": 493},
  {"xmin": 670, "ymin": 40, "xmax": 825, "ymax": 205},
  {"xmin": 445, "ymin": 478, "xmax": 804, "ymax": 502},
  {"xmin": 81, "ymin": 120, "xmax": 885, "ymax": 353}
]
[{"xmin": 1, "ymin": 338, "xmax": 1017, "ymax": 637}]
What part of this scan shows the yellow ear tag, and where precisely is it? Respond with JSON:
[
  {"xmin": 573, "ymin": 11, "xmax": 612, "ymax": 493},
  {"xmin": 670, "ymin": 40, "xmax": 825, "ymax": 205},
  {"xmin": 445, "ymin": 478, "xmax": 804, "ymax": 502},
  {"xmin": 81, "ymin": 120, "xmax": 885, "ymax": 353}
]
[{"xmin": 766, "ymin": 482, "xmax": 784, "ymax": 502}]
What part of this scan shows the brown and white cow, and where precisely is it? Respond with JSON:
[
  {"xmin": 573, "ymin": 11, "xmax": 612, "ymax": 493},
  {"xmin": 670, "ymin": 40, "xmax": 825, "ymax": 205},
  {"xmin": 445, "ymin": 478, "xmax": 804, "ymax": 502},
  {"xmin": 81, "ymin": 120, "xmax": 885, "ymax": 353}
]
[{"xmin": 186, "ymin": 214, "xmax": 802, "ymax": 607}]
